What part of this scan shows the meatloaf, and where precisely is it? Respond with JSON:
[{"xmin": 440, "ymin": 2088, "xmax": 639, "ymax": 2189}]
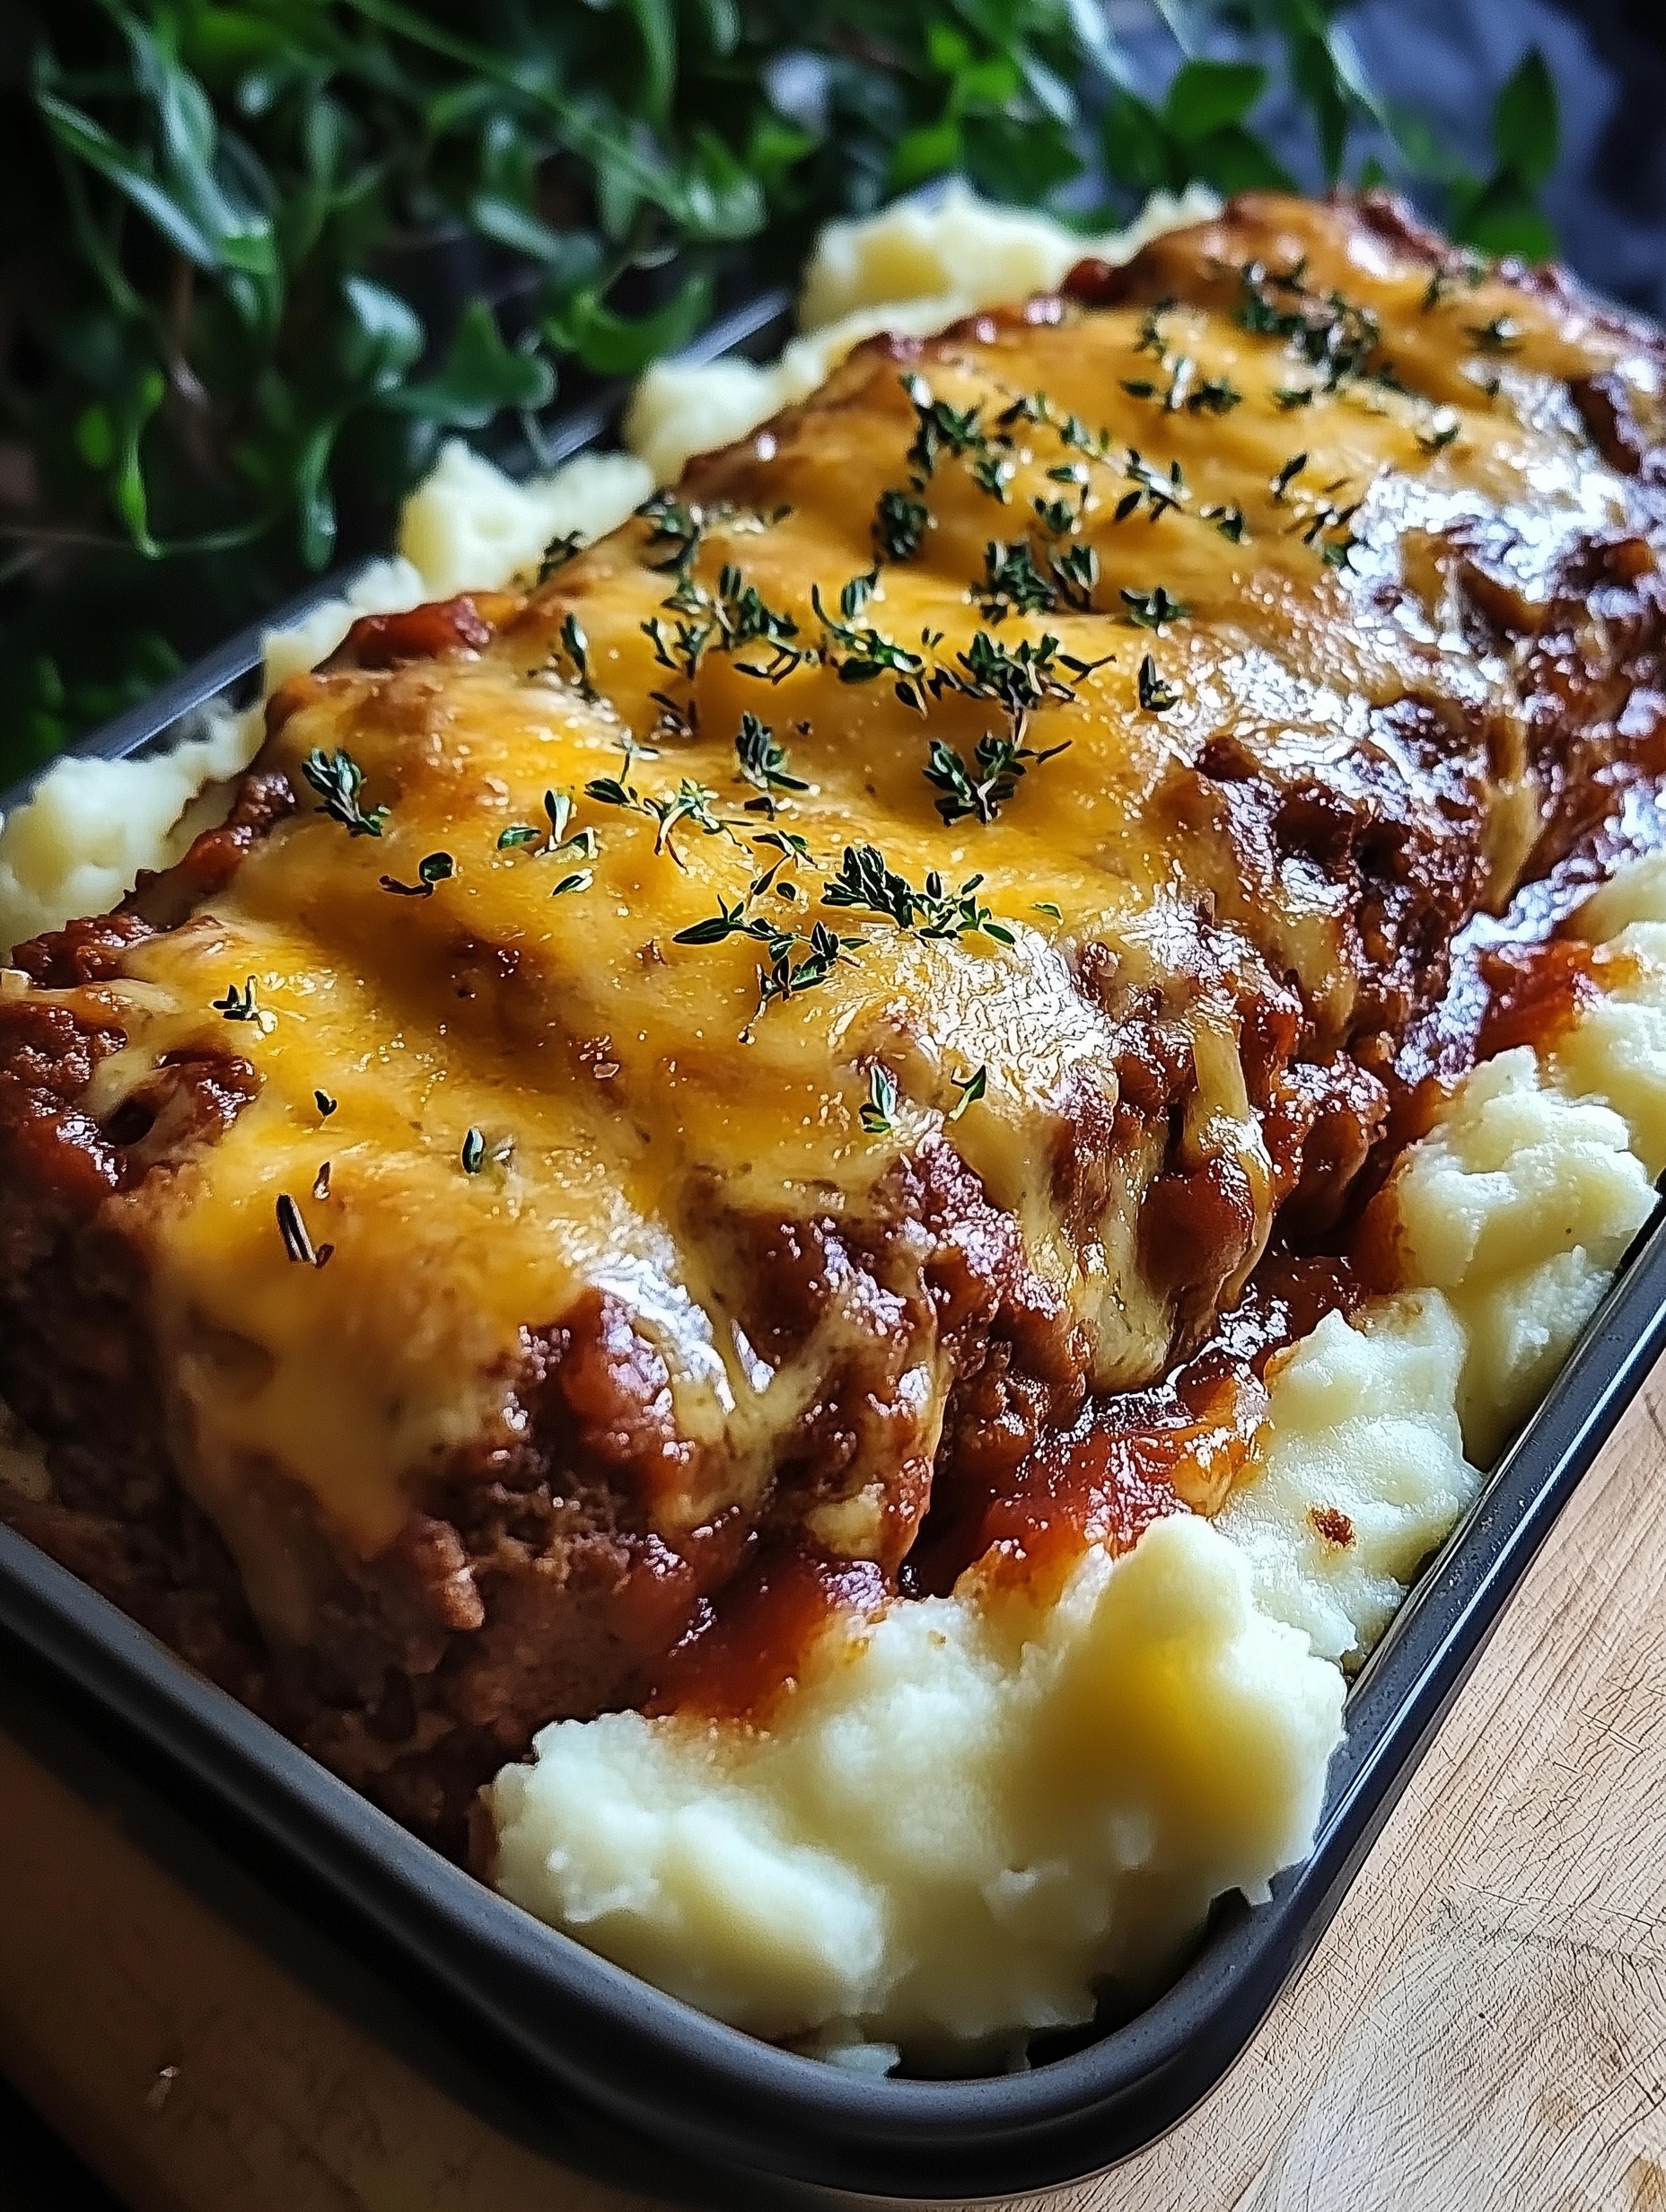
[{"xmin": 4, "ymin": 189, "xmax": 1666, "ymax": 1848}]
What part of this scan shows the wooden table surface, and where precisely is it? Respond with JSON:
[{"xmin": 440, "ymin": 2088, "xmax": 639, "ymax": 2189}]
[{"xmin": 4, "ymin": 1366, "xmax": 1666, "ymax": 2212}]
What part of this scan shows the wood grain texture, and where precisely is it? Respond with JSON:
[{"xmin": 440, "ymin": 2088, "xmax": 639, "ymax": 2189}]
[{"xmin": 5, "ymin": 1375, "xmax": 1666, "ymax": 2212}]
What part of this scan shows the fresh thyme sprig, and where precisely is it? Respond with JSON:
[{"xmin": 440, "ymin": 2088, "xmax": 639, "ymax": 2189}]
[
  {"xmin": 1120, "ymin": 585, "xmax": 1188, "ymax": 629},
  {"xmin": 1272, "ymin": 452, "xmax": 1308, "ymax": 501},
  {"xmin": 538, "ymin": 531, "xmax": 583, "ymax": 582},
  {"xmin": 1235, "ymin": 259, "xmax": 1386, "ymax": 391},
  {"xmin": 1122, "ymin": 358, "xmax": 1241, "ymax": 416},
  {"xmin": 901, "ymin": 373, "xmax": 988, "ymax": 480},
  {"xmin": 821, "ymin": 843, "xmax": 1016, "ymax": 945},
  {"xmin": 859, "ymin": 1063, "xmax": 899, "ymax": 1137},
  {"xmin": 302, "ymin": 747, "xmax": 388, "ymax": 838},
  {"xmin": 874, "ymin": 488, "xmax": 931, "ymax": 562},
  {"xmin": 646, "ymin": 560, "xmax": 810, "ymax": 685},
  {"xmin": 753, "ymin": 920, "xmax": 865, "ymax": 1022},
  {"xmin": 1117, "ymin": 447, "xmax": 1189, "ymax": 522},
  {"xmin": 810, "ymin": 584, "xmax": 928, "ymax": 689},
  {"xmin": 924, "ymin": 732, "xmax": 1069, "ymax": 825},
  {"xmin": 1466, "ymin": 314, "xmax": 1524, "ymax": 354},
  {"xmin": 734, "ymin": 713, "xmax": 810, "ymax": 807},
  {"xmin": 979, "ymin": 539, "xmax": 1058, "ymax": 620}
]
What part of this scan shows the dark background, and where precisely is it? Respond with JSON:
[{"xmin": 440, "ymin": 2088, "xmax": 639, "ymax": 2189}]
[{"xmin": 3, "ymin": 1, "xmax": 1664, "ymax": 2205}]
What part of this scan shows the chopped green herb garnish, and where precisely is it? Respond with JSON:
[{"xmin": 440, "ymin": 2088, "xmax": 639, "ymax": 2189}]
[
  {"xmin": 1048, "ymin": 542, "xmax": 1099, "ymax": 611},
  {"xmin": 637, "ymin": 489, "xmax": 709, "ymax": 576},
  {"xmin": 811, "ymin": 584, "xmax": 926, "ymax": 686},
  {"xmin": 380, "ymin": 850, "xmax": 455, "ymax": 898},
  {"xmin": 947, "ymin": 1064, "xmax": 986, "ymax": 1119},
  {"xmin": 1202, "ymin": 503, "xmax": 1247, "ymax": 542},
  {"xmin": 1236, "ymin": 260, "xmax": 1382, "ymax": 391},
  {"xmin": 499, "ymin": 789, "xmax": 597, "ymax": 870},
  {"xmin": 821, "ymin": 844, "xmax": 1014, "ymax": 944},
  {"xmin": 213, "ymin": 975, "xmax": 262, "ymax": 1023},
  {"xmin": 312, "ymin": 1160, "xmax": 331, "ymax": 1201},
  {"xmin": 1272, "ymin": 452, "xmax": 1308, "ymax": 501},
  {"xmin": 1032, "ymin": 900, "xmax": 1064, "ymax": 920},
  {"xmin": 979, "ymin": 538, "xmax": 1057, "ymax": 620},
  {"xmin": 839, "ymin": 567, "xmax": 879, "ymax": 620},
  {"xmin": 1466, "ymin": 314, "xmax": 1523, "ymax": 353},
  {"xmin": 735, "ymin": 712, "xmax": 809, "ymax": 803},
  {"xmin": 1422, "ymin": 255, "xmax": 1487, "ymax": 312},
  {"xmin": 649, "ymin": 779, "xmax": 726, "ymax": 861},
  {"xmin": 874, "ymin": 487, "xmax": 930, "ymax": 562},
  {"xmin": 585, "ymin": 747, "xmax": 732, "ymax": 867},
  {"xmin": 1122, "ymin": 447, "xmax": 1188, "ymax": 520},
  {"xmin": 460, "ymin": 1127, "xmax": 487, "ymax": 1175},
  {"xmin": 314, "ymin": 1089, "xmax": 337, "ymax": 1119},
  {"xmin": 901, "ymin": 372, "xmax": 986, "ymax": 479},
  {"xmin": 276, "ymin": 1192, "xmax": 329, "ymax": 1268},
  {"xmin": 1134, "ymin": 300, "xmax": 1173, "ymax": 357},
  {"xmin": 1120, "ymin": 585, "xmax": 1188, "ymax": 629},
  {"xmin": 859, "ymin": 1062, "xmax": 899, "ymax": 1137},
  {"xmin": 1188, "ymin": 375, "xmax": 1242, "ymax": 416},
  {"xmin": 924, "ymin": 731, "xmax": 1068, "ymax": 826},
  {"xmin": 538, "ymin": 531, "xmax": 583, "ymax": 582},
  {"xmin": 750, "ymin": 919, "xmax": 864, "ymax": 1024},
  {"xmin": 1137, "ymin": 653, "xmax": 1179, "ymax": 712},
  {"xmin": 1276, "ymin": 385, "xmax": 1316, "ymax": 410},
  {"xmin": 969, "ymin": 448, "xmax": 1013, "ymax": 501},
  {"xmin": 559, "ymin": 610, "xmax": 593, "ymax": 698},
  {"xmin": 949, "ymin": 628, "xmax": 1101, "ymax": 716},
  {"xmin": 302, "ymin": 747, "xmax": 387, "ymax": 838}
]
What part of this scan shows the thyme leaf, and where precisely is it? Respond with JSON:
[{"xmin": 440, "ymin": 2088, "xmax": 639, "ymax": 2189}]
[
  {"xmin": 276, "ymin": 1192, "xmax": 329, "ymax": 1268},
  {"xmin": 947, "ymin": 1064, "xmax": 987, "ymax": 1119},
  {"xmin": 302, "ymin": 747, "xmax": 387, "ymax": 838},
  {"xmin": 380, "ymin": 849, "xmax": 455, "ymax": 897},
  {"xmin": 1120, "ymin": 584, "xmax": 1188, "ymax": 629},
  {"xmin": 924, "ymin": 731, "xmax": 1069, "ymax": 826},
  {"xmin": 734, "ymin": 711, "xmax": 810, "ymax": 801},
  {"xmin": 859, "ymin": 1062, "xmax": 899, "ymax": 1137},
  {"xmin": 874, "ymin": 487, "xmax": 930, "ymax": 561},
  {"xmin": 1137, "ymin": 653, "xmax": 1179, "ymax": 711}
]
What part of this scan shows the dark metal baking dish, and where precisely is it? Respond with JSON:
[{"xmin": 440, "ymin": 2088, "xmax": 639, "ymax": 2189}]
[{"xmin": 4, "ymin": 279, "xmax": 1666, "ymax": 2208}]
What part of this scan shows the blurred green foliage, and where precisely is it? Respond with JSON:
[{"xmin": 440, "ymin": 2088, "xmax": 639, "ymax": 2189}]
[{"xmin": 0, "ymin": 1, "xmax": 1560, "ymax": 779}]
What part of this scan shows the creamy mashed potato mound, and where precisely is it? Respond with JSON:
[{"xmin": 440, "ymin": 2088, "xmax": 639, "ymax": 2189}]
[
  {"xmin": 624, "ymin": 180, "xmax": 1222, "ymax": 486},
  {"xmin": 492, "ymin": 1514, "xmax": 1345, "ymax": 2062},
  {"xmin": 1214, "ymin": 1293, "xmax": 1476, "ymax": 1666},
  {"xmin": 4, "ymin": 183, "xmax": 1666, "ymax": 2069}
]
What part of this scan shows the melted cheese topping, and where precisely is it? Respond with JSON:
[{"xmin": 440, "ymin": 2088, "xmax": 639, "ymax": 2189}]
[{"xmin": 57, "ymin": 196, "xmax": 1656, "ymax": 1584}]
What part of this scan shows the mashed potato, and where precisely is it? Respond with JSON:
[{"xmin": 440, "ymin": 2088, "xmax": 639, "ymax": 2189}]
[
  {"xmin": 624, "ymin": 180, "xmax": 1222, "ymax": 485},
  {"xmin": 4, "ymin": 181, "xmax": 1665, "ymax": 2073},
  {"xmin": 493, "ymin": 1514, "xmax": 1344, "ymax": 2066},
  {"xmin": 1214, "ymin": 1292, "xmax": 1476, "ymax": 1666}
]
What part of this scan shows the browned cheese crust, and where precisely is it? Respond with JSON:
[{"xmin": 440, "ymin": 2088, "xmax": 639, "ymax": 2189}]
[{"xmin": 4, "ymin": 191, "xmax": 1666, "ymax": 1847}]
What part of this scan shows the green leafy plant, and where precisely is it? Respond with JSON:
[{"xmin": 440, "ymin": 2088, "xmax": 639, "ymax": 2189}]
[{"xmin": 0, "ymin": 1, "xmax": 1563, "ymax": 781}]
